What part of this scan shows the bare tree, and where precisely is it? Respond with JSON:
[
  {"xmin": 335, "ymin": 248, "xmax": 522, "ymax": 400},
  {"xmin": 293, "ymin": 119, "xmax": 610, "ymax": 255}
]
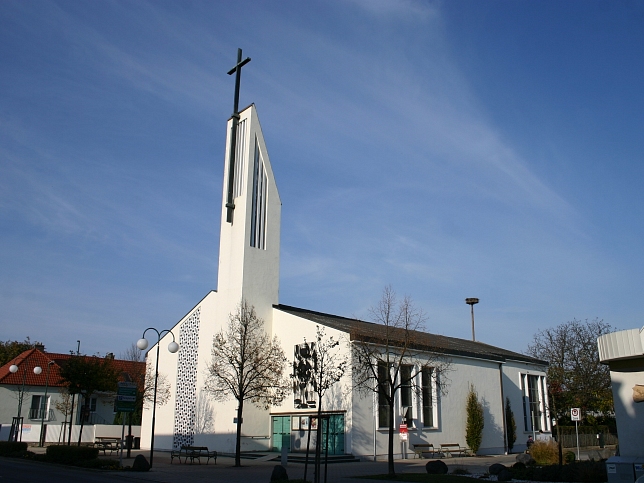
[
  {"xmin": 352, "ymin": 286, "xmax": 451, "ymax": 477},
  {"xmin": 292, "ymin": 325, "xmax": 347, "ymax": 483},
  {"xmin": 54, "ymin": 389, "xmax": 72, "ymax": 443},
  {"xmin": 205, "ymin": 300, "xmax": 289, "ymax": 467}
]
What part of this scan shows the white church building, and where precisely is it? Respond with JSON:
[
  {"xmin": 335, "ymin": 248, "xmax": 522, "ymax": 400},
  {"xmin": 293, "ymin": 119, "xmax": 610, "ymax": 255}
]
[{"xmin": 140, "ymin": 103, "xmax": 550, "ymax": 459}]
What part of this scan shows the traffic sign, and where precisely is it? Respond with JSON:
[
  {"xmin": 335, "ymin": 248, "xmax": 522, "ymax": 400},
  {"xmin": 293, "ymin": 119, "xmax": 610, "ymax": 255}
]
[
  {"xmin": 399, "ymin": 424, "xmax": 408, "ymax": 441},
  {"xmin": 571, "ymin": 408, "xmax": 581, "ymax": 421},
  {"xmin": 116, "ymin": 382, "xmax": 137, "ymax": 413}
]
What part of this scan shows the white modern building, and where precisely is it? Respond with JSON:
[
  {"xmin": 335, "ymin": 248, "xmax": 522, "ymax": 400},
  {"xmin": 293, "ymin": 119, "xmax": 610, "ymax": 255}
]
[
  {"xmin": 598, "ymin": 326, "xmax": 644, "ymax": 459},
  {"xmin": 141, "ymin": 104, "xmax": 550, "ymax": 459}
]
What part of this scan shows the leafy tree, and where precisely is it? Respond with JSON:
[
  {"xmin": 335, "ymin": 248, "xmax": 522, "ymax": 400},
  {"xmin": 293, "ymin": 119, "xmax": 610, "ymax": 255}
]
[
  {"xmin": 526, "ymin": 318, "xmax": 614, "ymax": 424},
  {"xmin": 505, "ymin": 397, "xmax": 517, "ymax": 452},
  {"xmin": 58, "ymin": 355, "xmax": 119, "ymax": 445},
  {"xmin": 0, "ymin": 337, "xmax": 45, "ymax": 366},
  {"xmin": 466, "ymin": 384, "xmax": 484, "ymax": 453},
  {"xmin": 205, "ymin": 300, "xmax": 289, "ymax": 467},
  {"xmin": 293, "ymin": 326, "xmax": 347, "ymax": 483},
  {"xmin": 352, "ymin": 286, "xmax": 451, "ymax": 477}
]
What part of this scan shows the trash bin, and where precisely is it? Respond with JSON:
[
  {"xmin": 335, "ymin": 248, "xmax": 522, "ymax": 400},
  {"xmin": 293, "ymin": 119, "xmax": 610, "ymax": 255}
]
[{"xmin": 134, "ymin": 437, "xmax": 141, "ymax": 449}]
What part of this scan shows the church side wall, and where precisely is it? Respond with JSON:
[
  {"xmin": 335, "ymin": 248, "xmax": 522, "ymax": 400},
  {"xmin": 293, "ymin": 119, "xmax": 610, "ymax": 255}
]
[
  {"xmin": 270, "ymin": 310, "xmax": 353, "ymax": 454},
  {"xmin": 500, "ymin": 360, "xmax": 550, "ymax": 453},
  {"xmin": 352, "ymin": 357, "xmax": 545, "ymax": 458}
]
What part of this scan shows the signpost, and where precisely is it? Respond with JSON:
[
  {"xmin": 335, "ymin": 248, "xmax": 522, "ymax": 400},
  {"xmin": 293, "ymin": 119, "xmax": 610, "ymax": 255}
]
[
  {"xmin": 571, "ymin": 408, "xmax": 581, "ymax": 460},
  {"xmin": 116, "ymin": 382, "xmax": 137, "ymax": 467},
  {"xmin": 399, "ymin": 424, "xmax": 408, "ymax": 458}
]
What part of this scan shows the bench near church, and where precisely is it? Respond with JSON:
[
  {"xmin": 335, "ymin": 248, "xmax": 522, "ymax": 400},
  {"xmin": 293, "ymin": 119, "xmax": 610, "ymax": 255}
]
[
  {"xmin": 412, "ymin": 443, "xmax": 469, "ymax": 458},
  {"xmin": 170, "ymin": 445, "xmax": 217, "ymax": 465}
]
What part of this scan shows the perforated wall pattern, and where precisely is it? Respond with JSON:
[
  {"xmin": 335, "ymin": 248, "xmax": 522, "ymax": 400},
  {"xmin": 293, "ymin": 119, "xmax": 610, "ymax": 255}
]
[{"xmin": 172, "ymin": 307, "xmax": 200, "ymax": 449}]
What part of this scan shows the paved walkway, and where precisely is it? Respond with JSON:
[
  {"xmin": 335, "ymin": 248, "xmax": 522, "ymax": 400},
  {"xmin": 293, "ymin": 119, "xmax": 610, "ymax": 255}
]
[{"xmin": 17, "ymin": 446, "xmax": 613, "ymax": 483}]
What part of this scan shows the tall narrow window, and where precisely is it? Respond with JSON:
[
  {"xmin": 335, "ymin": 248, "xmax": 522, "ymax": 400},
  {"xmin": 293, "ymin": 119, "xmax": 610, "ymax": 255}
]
[
  {"xmin": 378, "ymin": 361, "xmax": 390, "ymax": 428},
  {"xmin": 233, "ymin": 119, "xmax": 247, "ymax": 198},
  {"xmin": 421, "ymin": 367, "xmax": 434, "ymax": 428},
  {"xmin": 250, "ymin": 137, "xmax": 268, "ymax": 249},
  {"xmin": 522, "ymin": 373, "xmax": 549, "ymax": 432},
  {"xmin": 400, "ymin": 365, "xmax": 413, "ymax": 424},
  {"xmin": 527, "ymin": 375, "xmax": 541, "ymax": 431}
]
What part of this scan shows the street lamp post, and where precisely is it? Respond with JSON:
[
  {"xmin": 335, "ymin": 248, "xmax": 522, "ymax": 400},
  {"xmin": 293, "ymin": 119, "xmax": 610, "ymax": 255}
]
[
  {"xmin": 137, "ymin": 328, "xmax": 179, "ymax": 469},
  {"xmin": 465, "ymin": 298, "xmax": 479, "ymax": 342},
  {"xmin": 39, "ymin": 361, "xmax": 55, "ymax": 447},
  {"xmin": 9, "ymin": 363, "xmax": 42, "ymax": 441}
]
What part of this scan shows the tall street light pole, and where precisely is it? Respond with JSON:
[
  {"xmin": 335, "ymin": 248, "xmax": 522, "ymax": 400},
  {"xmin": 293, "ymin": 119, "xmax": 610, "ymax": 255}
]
[
  {"xmin": 137, "ymin": 328, "xmax": 179, "ymax": 469},
  {"xmin": 465, "ymin": 298, "xmax": 479, "ymax": 342},
  {"xmin": 9, "ymin": 363, "xmax": 42, "ymax": 441},
  {"xmin": 39, "ymin": 360, "xmax": 55, "ymax": 446}
]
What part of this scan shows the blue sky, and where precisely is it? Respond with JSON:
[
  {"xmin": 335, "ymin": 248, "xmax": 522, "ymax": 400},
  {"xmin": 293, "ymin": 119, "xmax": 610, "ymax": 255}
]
[{"xmin": 2, "ymin": 0, "xmax": 643, "ymax": 357}]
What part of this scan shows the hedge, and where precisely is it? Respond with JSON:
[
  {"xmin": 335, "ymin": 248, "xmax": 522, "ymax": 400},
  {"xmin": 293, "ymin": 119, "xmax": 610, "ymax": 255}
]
[
  {"xmin": 0, "ymin": 441, "xmax": 28, "ymax": 456},
  {"xmin": 46, "ymin": 445, "xmax": 99, "ymax": 464}
]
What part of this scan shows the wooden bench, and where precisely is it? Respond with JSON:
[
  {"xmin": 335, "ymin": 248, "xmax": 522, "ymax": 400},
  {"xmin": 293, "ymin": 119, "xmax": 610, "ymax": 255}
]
[
  {"xmin": 94, "ymin": 437, "xmax": 122, "ymax": 455},
  {"xmin": 412, "ymin": 443, "xmax": 435, "ymax": 459},
  {"xmin": 440, "ymin": 443, "xmax": 469, "ymax": 457},
  {"xmin": 170, "ymin": 445, "xmax": 217, "ymax": 465}
]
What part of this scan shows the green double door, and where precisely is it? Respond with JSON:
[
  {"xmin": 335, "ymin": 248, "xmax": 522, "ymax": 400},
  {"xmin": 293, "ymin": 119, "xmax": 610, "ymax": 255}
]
[
  {"xmin": 321, "ymin": 414, "xmax": 345, "ymax": 455},
  {"xmin": 272, "ymin": 416, "xmax": 291, "ymax": 452}
]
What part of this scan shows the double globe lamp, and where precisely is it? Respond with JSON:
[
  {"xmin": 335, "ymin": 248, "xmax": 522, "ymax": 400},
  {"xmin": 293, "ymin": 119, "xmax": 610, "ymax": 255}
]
[{"xmin": 137, "ymin": 329, "xmax": 179, "ymax": 469}]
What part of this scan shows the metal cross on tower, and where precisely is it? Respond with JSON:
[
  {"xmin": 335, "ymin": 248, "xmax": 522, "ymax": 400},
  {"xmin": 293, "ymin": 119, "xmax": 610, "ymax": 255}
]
[{"xmin": 225, "ymin": 48, "xmax": 251, "ymax": 223}]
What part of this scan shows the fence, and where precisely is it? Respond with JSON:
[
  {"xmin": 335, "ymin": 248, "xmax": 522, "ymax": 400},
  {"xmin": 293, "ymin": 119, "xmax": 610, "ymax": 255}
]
[{"xmin": 557, "ymin": 433, "xmax": 618, "ymax": 448}]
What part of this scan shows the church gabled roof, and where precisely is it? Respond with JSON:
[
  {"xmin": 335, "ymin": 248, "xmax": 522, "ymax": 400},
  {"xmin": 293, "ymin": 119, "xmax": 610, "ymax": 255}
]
[{"xmin": 274, "ymin": 304, "xmax": 547, "ymax": 366}]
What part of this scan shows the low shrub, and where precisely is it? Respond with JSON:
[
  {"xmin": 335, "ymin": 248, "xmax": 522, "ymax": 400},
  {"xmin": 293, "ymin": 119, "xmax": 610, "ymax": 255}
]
[
  {"xmin": 530, "ymin": 440, "xmax": 559, "ymax": 465},
  {"xmin": 46, "ymin": 445, "xmax": 99, "ymax": 465},
  {"xmin": 511, "ymin": 460, "xmax": 607, "ymax": 482},
  {"xmin": 0, "ymin": 441, "xmax": 28, "ymax": 456},
  {"xmin": 565, "ymin": 450, "xmax": 576, "ymax": 463}
]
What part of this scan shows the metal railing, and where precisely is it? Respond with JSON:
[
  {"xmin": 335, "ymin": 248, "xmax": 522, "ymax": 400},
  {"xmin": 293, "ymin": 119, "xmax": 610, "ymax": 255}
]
[{"xmin": 28, "ymin": 408, "xmax": 55, "ymax": 421}]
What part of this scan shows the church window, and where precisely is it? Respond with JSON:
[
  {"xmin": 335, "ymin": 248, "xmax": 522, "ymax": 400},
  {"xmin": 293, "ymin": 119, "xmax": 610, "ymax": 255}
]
[
  {"xmin": 400, "ymin": 364, "xmax": 413, "ymax": 424},
  {"xmin": 421, "ymin": 367, "xmax": 435, "ymax": 428},
  {"xmin": 521, "ymin": 373, "xmax": 549, "ymax": 433},
  {"xmin": 233, "ymin": 119, "xmax": 247, "ymax": 198},
  {"xmin": 377, "ymin": 361, "xmax": 391, "ymax": 428},
  {"xmin": 250, "ymin": 137, "xmax": 268, "ymax": 249}
]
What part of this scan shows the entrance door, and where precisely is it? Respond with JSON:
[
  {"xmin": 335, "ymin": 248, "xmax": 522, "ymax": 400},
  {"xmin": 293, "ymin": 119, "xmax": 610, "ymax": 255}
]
[
  {"xmin": 272, "ymin": 416, "xmax": 291, "ymax": 452},
  {"xmin": 322, "ymin": 414, "xmax": 344, "ymax": 455}
]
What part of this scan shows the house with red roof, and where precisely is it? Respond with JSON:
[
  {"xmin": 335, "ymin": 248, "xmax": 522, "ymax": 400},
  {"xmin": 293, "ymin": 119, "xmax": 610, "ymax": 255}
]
[{"xmin": 0, "ymin": 347, "xmax": 144, "ymax": 444}]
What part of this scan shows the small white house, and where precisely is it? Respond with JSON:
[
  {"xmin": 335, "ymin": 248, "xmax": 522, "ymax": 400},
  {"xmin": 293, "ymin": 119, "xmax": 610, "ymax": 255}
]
[{"xmin": 140, "ymin": 103, "xmax": 550, "ymax": 459}]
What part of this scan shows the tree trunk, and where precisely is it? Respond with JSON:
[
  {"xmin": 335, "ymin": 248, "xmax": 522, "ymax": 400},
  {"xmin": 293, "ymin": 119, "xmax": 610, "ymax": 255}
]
[
  {"xmin": 387, "ymin": 399, "xmax": 395, "ymax": 476},
  {"xmin": 315, "ymin": 401, "xmax": 323, "ymax": 483},
  {"xmin": 77, "ymin": 400, "xmax": 87, "ymax": 446},
  {"xmin": 235, "ymin": 401, "xmax": 244, "ymax": 467},
  {"xmin": 67, "ymin": 394, "xmax": 75, "ymax": 445},
  {"xmin": 127, "ymin": 412, "xmax": 133, "ymax": 458}
]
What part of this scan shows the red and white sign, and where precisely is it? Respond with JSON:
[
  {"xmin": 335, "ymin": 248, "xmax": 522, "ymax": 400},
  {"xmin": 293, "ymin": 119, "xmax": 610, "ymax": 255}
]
[
  {"xmin": 571, "ymin": 408, "xmax": 581, "ymax": 421},
  {"xmin": 399, "ymin": 424, "xmax": 408, "ymax": 442}
]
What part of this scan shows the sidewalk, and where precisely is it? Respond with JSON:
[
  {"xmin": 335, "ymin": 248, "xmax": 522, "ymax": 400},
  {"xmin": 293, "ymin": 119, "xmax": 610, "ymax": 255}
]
[{"xmin": 21, "ymin": 446, "xmax": 613, "ymax": 483}]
